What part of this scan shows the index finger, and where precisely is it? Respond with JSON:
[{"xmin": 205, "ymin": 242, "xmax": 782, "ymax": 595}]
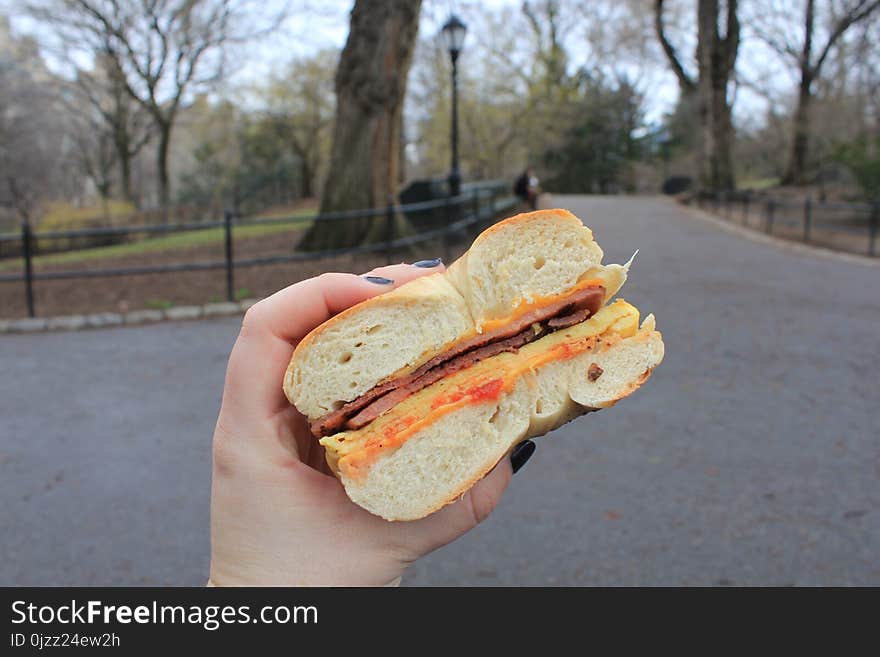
[{"xmin": 223, "ymin": 264, "xmax": 446, "ymax": 419}]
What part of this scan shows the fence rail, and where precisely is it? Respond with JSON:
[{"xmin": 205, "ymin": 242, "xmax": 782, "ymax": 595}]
[
  {"xmin": 693, "ymin": 190, "xmax": 879, "ymax": 258},
  {"xmin": 1, "ymin": 182, "xmax": 517, "ymax": 318}
]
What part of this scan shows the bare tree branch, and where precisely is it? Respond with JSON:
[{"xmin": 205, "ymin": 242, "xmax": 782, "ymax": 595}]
[
  {"xmin": 654, "ymin": 0, "xmax": 696, "ymax": 93},
  {"xmin": 812, "ymin": 0, "xmax": 880, "ymax": 78},
  {"xmin": 28, "ymin": 0, "xmax": 287, "ymax": 211}
]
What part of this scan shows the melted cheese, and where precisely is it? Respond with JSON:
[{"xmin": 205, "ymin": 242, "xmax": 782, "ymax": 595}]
[
  {"xmin": 324, "ymin": 299, "xmax": 640, "ymax": 480},
  {"xmin": 476, "ymin": 277, "xmax": 606, "ymax": 334}
]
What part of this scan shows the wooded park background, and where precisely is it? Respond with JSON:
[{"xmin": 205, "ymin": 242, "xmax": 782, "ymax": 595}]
[{"xmin": 1, "ymin": 0, "xmax": 879, "ymax": 236}]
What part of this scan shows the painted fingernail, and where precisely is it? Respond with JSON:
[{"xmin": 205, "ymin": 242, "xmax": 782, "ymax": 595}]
[
  {"xmin": 511, "ymin": 440, "xmax": 536, "ymax": 474},
  {"xmin": 363, "ymin": 276, "xmax": 394, "ymax": 284},
  {"xmin": 412, "ymin": 258, "xmax": 442, "ymax": 268}
]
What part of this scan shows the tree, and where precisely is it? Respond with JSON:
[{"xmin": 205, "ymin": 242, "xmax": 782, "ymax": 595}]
[
  {"xmin": 655, "ymin": 0, "xmax": 740, "ymax": 190},
  {"xmin": 408, "ymin": 22, "xmax": 529, "ymax": 182},
  {"xmin": 834, "ymin": 134, "xmax": 880, "ymax": 199},
  {"xmin": 0, "ymin": 22, "xmax": 78, "ymax": 225},
  {"xmin": 301, "ymin": 0, "xmax": 422, "ymax": 251},
  {"xmin": 409, "ymin": 0, "xmax": 652, "ymax": 187},
  {"xmin": 66, "ymin": 98, "xmax": 116, "ymax": 204},
  {"xmin": 257, "ymin": 51, "xmax": 337, "ymax": 199},
  {"xmin": 751, "ymin": 0, "xmax": 880, "ymax": 185},
  {"xmin": 28, "ymin": 0, "xmax": 284, "ymax": 214},
  {"xmin": 542, "ymin": 73, "xmax": 645, "ymax": 193},
  {"xmin": 66, "ymin": 53, "xmax": 151, "ymax": 204},
  {"xmin": 178, "ymin": 95, "xmax": 326, "ymax": 215}
]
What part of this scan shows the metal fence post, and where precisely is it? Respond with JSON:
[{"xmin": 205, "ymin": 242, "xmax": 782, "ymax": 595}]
[
  {"xmin": 870, "ymin": 201, "xmax": 879, "ymax": 257},
  {"xmin": 385, "ymin": 197, "xmax": 394, "ymax": 262},
  {"xmin": 742, "ymin": 192, "xmax": 750, "ymax": 225},
  {"xmin": 21, "ymin": 219, "xmax": 35, "ymax": 318},
  {"xmin": 224, "ymin": 209, "xmax": 234, "ymax": 302},
  {"xmin": 766, "ymin": 198, "xmax": 775, "ymax": 234},
  {"xmin": 803, "ymin": 196, "xmax": 812, "ymax": 243}
]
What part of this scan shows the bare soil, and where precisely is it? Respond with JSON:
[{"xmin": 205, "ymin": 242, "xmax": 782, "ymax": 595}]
[{"xmin": 0, "ymin": 225, "xmax": 469, "ymax": 319}]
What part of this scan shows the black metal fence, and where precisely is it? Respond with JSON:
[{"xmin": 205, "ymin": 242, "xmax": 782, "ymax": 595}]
[
  {"xmin": 693, "ymin": 190, "xmax": 879, "ymax": 258},
  {"xmin": 0, "ymin": 182, "xmax": 516, "ymax": 318}
]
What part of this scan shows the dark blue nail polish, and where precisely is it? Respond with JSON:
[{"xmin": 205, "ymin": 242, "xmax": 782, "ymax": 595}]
[
  {"xmin": 363, "ymin": 276, "xmax": 394, "ymax": 284},
  {"xmin": 412, "ymin": 258, "xmax": 442, "ymax": 268},
  {"xmin": 511, "ymin": 440, "xmax": 536, "ymax": 474}
]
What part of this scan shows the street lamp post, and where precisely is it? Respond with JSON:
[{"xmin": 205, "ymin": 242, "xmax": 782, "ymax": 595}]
[{"xmin": 442, "ymin": 14, "xmax": 467, "ymax": 198}]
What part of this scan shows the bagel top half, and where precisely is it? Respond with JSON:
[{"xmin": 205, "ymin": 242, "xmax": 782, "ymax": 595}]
[{"xmin": 284, "ymin": 209, "xmax": 632, "ymax": 426}]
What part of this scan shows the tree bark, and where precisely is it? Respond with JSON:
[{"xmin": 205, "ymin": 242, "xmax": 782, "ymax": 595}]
[
  {"xmin": 784, "ymin": 76, "xmax": 813, "ymax": 185},
  {"xmin": 695, "ymin": 0, "xmax": 738, "ymax": 190},
  {"xmin": 776, "ymin": 0, "xmax": 880, "ymax": 185},
  {"xmin": 782, "ymin": 0, "xmax": 815, "ymax": 186},
  {"xmin": 119, "ymin": 149, "xmax": 133, "ymax": 203},
  {"xmin": 113, "ymin": 122, "xmax": 134, "ymax": 203},
  {"xmin": 157, "ymin": 122, "xmax": 172, "ymax": 219},
  {"xmin": 398, "ymin": 110, "xmax": 407, "ymax": 186},
  {"xmin": 300, "ymin": 158, "xmax": 313, "ymax": 198},
  {"xmin": 656, "ymin": 0, "xmax": 738, "ymax": 191},
  {"xmin": 300, "ymin": 0, "xmax": 421, "ymax": 251}
]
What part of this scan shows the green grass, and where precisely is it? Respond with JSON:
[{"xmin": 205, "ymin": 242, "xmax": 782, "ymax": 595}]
[
  {"xmin": 40, "ymin": 200, "xmax": 138, "ymax": 231},
  {"xmin": 0, "ymin": 211, "xmax": 314, "ymax": 272},
  {"xmin": 145, "ymin": 298, "xmax": 175, "ymax": 310},
  {"xmin": 739, "ymin": 177, "xmax": 780, "ymax": 191}
]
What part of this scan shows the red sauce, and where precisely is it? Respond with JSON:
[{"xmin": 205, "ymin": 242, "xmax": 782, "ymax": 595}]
[
  {"xmin": 431, "ymin": 377, "xmax": 503, "ymax": 409},
  {"xmin": 468, "ymin": 378, "xmax": 504, "ymax": 401},
  {"xmin": 382, "ymin": 415, "xmax": 416, "ymax": 439}
]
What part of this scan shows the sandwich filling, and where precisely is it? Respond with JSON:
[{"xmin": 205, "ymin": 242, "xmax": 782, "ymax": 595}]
[
  {"xmin": 323, "ymin": 299, "xmax": 646, "ymax": 481},
  {"xmin": 310, "ymin": 283, "xmax": 606, "ymax": 437}
]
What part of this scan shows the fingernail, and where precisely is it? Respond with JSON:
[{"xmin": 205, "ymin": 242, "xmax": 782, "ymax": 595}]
[
  {"xmin": 412, "ymin": 258, "xmax": 442, "ymax": 268},
  {"xmin": 363, "ymin": 276, "xmax": 394, "ymax": 284},
  {"xmin": 510, "ymin": 440, "xmax": 536, "ymax": 474}
]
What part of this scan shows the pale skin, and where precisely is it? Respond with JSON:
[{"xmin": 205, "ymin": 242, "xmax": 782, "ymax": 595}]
[{"xmin": 209, "ymin": 263, "xmax": 513, "ymax": 586}]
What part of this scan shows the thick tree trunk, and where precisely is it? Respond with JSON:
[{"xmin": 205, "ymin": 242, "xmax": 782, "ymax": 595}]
[
  {"xmin": 655, "ymin": 0, "xmax": 738, "ymax": 192},
  {"xmin": 783, "ymin": 80, "xmax": 813, "ymax": 185},
  {"xmin": 695, "ymin": 0, "xmax": 738, "ymax": 191},
  {"xmin": 110, "ymin": 65, "xmax": 136, "ymax": 206},
  {"xmin": 398, "ymin": 110, "xmax": 407, "ymax": 186},
  {"xmin": 709, "ymin": 77, "xmax": 736, "ymax": 190},
  {"xmin": 781, "ymin": 0, "xmax": 815, "ymax": 186},
  {"xmin": 300, "ymin": 0, "xmax": 421, "ymax": 251}
]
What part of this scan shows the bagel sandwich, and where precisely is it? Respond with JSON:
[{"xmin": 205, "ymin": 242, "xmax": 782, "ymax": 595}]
[{"xmin": 283, "ymin": 209, "xmax": 664, "ymax": 520}]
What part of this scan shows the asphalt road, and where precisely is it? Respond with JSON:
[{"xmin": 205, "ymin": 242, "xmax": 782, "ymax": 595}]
[{"xmin": 2, "ymin": 195, "xmax": 878, "ymax": 586}]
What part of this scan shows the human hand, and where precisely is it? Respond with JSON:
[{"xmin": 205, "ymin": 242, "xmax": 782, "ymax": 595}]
[{"xmin": 209, "ymin": 262, "xmax": 530, "ymax": 586}]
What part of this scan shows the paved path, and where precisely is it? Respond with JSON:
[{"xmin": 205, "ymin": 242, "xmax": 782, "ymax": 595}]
[{"xmin": 2, "ymin": 196, "xmax": 878, "ymax": 586}]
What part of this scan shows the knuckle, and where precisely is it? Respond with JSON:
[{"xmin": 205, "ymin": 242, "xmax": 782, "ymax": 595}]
[
  {"xmin": 317, "ymin": 271, "xmax": 346, "ymax": 285},
  {"xmin": 465, "ymin": 485, "xmax": 498, "ymax": 527},
  {"xmin": 212, "ymin": 420, "xmax": 240, "ymax": 478},
  {"xmin": 239, "ymin": 302, "xmax": 265, "ymax": 337}
]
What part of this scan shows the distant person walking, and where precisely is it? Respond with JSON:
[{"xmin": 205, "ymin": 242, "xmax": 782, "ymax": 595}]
[{"xmin": 514, "ymin": 168, "xmax": 540, "ymax": 210}]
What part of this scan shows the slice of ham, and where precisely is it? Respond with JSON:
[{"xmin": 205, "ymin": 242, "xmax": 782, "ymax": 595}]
[
  {"xmin": 309, "ymin": 284, "xmax": 605, "ymax": 437},
  {"xmin": 345, "ymin": 325, "xmax": 540, "ymax": 431}
]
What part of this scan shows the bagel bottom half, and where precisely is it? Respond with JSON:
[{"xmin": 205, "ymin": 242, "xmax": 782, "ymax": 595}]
[{"xmin": 319, "ymin": 299, "xmax": 664, "ymax": 521}]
